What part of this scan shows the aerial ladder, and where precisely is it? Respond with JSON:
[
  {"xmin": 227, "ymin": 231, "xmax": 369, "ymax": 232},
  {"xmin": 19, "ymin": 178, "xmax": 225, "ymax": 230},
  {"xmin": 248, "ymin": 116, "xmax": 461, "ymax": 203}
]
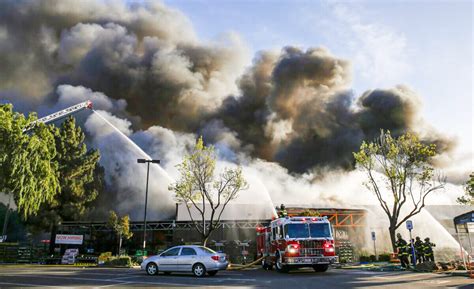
[{"xmin": 23, "ymin": 100, "xmax": 93, "ymax": 132}]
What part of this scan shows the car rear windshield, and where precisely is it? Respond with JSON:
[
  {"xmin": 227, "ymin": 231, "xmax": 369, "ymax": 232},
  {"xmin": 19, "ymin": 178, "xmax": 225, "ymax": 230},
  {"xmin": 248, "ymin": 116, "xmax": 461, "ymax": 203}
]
[{"xmin": 198, "ymin": 247, "xmax": 216, "ymax": 254}]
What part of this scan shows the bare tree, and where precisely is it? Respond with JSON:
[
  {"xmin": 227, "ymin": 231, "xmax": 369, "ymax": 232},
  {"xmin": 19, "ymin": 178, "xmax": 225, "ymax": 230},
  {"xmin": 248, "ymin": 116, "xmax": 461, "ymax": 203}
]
[
  {"xmin": 169, "ymin": 137, "xmax": 248, "ymax": 246},
  {"xmin": 354, "ymin": 130, "xmax": 445, "ymax": 251}
]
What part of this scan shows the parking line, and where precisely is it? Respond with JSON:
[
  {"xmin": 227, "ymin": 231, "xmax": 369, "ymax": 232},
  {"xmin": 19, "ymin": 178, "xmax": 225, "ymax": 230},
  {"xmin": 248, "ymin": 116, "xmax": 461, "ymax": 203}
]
[
  {"xmin": 1, "ymin": 274, "xmax": 206, "ymax": 287},
  {"xmin": 97, "ymin": 281, "xmax": 131, "ymax": 287},
  {"xmin": 0, "ymin": 281, "xmax": 60, "ymax": 287},
  {"xmin": 212, "ymin": 278, "xmax": 257, "ymax": 282}
]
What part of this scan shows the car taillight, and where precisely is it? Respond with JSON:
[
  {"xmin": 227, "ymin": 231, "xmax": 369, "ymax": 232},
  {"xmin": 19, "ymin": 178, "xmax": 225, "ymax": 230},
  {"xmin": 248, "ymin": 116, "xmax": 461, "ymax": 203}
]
[{"xmin": 211, "ymin": 255, "xmax": 220, "ymax": 261}]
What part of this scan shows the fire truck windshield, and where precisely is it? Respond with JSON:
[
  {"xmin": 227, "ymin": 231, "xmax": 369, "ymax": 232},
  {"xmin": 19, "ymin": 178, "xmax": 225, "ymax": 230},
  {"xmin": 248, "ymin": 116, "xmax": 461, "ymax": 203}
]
[
  {"xmin": 284, "ymin": 223, "xmax": 331, "ymax": 238},
  {"xmin": 285, "ymin": 224, "xmax": 309, "ymax": 238},
  {"xmin": 309, "ymin": 223, "xmax": 331, "ymax": 238}
]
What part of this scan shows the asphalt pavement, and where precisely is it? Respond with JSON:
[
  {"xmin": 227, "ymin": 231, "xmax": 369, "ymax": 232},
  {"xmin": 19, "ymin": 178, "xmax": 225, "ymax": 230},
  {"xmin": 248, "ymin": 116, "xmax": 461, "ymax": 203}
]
[{"xmin": 0, "ymin": 265, "xmax": 472, "ymax": 288}]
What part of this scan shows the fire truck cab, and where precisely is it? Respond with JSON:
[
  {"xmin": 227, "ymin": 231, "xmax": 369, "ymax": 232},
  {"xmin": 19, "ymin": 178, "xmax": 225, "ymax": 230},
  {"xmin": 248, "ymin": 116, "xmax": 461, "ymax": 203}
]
[{"xmin": 256, "ymin": 216, "xmax": 338, "ymax": 273}]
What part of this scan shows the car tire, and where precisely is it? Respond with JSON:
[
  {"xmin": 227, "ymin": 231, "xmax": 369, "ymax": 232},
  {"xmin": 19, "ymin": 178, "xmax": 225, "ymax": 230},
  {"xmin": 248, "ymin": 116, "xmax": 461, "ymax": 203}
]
[
  {"xmin": 146, "ymin": 262, "xmax": 158, "ymax": 275},
  {"xmin": 192, "ymin": 263, "xmax": 206, "ymax": 277},
  {"xmin": 275, "ymin": 252, "xmax": 289, "ymax": 273},
  {"xmin": 207, "ymin": 271, "xmax": 218, "ymax": 276},
  {"xmin": 313, "ymin": 264, "xmax": 329, "ymax": 272}
]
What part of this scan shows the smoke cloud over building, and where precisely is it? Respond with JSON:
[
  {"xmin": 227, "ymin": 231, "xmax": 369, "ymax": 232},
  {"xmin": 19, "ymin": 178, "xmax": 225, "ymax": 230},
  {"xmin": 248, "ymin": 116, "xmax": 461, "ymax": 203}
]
[{"xmin": 0, "ymin": 0, "xmax": 464, "ymax": 219}]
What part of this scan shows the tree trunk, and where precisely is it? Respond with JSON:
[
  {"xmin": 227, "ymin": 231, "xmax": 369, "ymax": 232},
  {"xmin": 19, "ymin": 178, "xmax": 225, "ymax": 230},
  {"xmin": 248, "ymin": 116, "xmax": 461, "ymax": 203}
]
[
  {"xmin": 389, "ymin": 225, "xmax": 397, "ymax": 253},
  {"xmin": 49, "ymin": 224, "xmax": 57, "ymax": 255},
  {"xmin": 202, "ymin": 236, "xmax": 208, "ymax": 247},
  {"xmin": 118, "ymin": 233, "xmax": 122, "ymax": 256}
]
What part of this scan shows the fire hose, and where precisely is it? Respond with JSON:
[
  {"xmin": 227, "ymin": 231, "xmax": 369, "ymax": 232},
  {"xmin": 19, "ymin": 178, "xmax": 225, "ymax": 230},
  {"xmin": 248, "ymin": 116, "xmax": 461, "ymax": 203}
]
[{"xmin": 227, "ymin": 256, "xmax": 264, "ymax": 270}]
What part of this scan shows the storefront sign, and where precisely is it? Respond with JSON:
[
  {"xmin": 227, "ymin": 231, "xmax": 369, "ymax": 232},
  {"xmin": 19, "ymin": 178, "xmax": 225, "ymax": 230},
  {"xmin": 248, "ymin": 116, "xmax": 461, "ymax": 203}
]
[{"xmin": 55, "ymin": 234, "xmax": 83, "ymax": 245}]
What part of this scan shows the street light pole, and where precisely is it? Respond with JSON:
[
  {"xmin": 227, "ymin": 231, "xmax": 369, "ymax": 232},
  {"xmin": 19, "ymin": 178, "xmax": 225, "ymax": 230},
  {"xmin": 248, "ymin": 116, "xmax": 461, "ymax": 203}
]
[{"xmin": 137, "ymin": 159, "xmax": 160, "ymax": 251}]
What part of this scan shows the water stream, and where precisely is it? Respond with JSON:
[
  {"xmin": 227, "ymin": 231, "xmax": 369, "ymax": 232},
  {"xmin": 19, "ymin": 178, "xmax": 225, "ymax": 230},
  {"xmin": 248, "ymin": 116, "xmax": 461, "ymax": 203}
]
[
  {"xmin": 91, "ymin": 109, "xmax": 278, "ymax": 216},
  {"xmin": 92, "ymin": 109, "xmax": 174, "ymax": 182},
  {"xmin": 423, "ymin": 209, "xmax": 468, "ymax": 254}
]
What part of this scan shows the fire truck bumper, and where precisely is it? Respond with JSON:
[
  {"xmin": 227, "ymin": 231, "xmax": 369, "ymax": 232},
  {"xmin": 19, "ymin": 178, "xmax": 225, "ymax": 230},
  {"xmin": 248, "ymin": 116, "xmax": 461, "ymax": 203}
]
[{"xmin": 285, "ymin": 256, "xmax": 338, "ymax": 265}]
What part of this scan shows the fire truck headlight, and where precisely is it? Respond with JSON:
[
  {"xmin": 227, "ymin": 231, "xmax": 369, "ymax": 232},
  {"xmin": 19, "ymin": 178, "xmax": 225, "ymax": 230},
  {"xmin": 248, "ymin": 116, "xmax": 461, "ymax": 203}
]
[
  {"xmin": 325, "ymin": 247, "xmax": 335, "ymax": 253},
  {"xmin": 287, "ymin": 244, "xmax": 299, "ymax": 254}
]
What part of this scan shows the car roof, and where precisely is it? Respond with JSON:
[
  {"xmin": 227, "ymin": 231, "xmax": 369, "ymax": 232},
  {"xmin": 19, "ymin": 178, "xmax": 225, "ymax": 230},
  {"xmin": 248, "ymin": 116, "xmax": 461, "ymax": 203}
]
[{"xmin": 168, "ymin": 245, "xmax": 206, "ymax": 250}]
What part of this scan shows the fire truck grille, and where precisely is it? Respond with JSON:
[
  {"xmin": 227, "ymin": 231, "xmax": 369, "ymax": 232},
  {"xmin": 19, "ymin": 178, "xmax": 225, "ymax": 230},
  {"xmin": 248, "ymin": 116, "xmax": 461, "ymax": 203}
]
[
  {"xmin": 300, "ymin": 248, "xmax": 324, "ymax": 256},
  {"xmin": 299, "ymin": 240, "xmax": 325, "ymax": 256}
]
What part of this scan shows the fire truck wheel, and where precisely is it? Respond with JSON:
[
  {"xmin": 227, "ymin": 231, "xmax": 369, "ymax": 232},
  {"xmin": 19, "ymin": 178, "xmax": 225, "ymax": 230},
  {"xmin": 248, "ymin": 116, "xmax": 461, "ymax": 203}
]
[
  {"xmin": 312, "ymin": 264, "xmax": 329, "ymax": 272},
  {"xmin": 262, "ymin": 258, "xmax": 273, "ymax": 270},
  {"xmin": 275, "ymin": 252, "xmax": 289, "ymax": 273}
]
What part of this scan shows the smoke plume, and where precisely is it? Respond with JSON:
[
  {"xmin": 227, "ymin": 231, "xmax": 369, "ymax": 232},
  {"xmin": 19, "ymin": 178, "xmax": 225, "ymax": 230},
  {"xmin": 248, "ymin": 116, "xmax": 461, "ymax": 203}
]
[{"xmin": 0, "ymin": 0, "xmax": 465, "ymax": 220}]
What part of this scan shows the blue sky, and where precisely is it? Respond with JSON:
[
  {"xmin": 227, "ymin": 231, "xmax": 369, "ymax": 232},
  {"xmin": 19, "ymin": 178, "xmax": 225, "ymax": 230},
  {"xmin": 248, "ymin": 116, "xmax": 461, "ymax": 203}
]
[{"xmin": 163, "ymin": 0, "xmax": 472, "ymax": 152}]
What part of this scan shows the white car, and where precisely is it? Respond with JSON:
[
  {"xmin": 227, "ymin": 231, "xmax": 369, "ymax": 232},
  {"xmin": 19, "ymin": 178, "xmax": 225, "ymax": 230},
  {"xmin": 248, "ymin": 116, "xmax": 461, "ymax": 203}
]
[{"xmin": 141, "ymin": 245, "xmax": 228, "ymax": 277}]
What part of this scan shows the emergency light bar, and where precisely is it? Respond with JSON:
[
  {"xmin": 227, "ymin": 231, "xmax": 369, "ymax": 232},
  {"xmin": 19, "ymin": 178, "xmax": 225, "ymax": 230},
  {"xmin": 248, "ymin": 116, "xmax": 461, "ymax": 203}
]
[{"xmin": 290, "ymin": 216, "xmax": 327, "ymax": 222}]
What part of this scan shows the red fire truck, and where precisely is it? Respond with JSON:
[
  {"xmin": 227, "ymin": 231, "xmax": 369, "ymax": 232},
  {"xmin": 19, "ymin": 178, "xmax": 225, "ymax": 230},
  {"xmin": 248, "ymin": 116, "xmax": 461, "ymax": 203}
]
[{"xmin": 256, "ymin": 216, "xmax": 338, "ymax": 273}]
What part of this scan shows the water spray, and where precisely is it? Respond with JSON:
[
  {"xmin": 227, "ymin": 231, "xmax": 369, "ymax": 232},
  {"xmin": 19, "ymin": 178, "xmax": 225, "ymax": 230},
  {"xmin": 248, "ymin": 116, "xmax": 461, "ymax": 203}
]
[
  {"xmin": 423, "ymin": 209, "xmax": 470, "ymax": 256},
  {"xmin": 91, "ymin": 109, "xmax": 175, "ymax": 183},
  {"xmin": 251, "ymin": 175, "xmax": 278, "ymax": 218}
]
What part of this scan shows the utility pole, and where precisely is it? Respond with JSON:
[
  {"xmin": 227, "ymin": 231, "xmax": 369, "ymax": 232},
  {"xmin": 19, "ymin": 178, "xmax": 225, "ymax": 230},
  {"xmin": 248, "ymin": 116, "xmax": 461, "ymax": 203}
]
[
  {"xmin": 371, "ymin": 231, "xmax": 378, "ymax": 261},
  {"xmin": 1, "ymin": 195, "xmax": 12, "ymax": 242},
  {"xmin": 406, "ymin": 220, "xmax": 416, "ymax": 266},
  {"xmin": 137, "ymin": 159, "xmax": 160, "ymax": 253}
]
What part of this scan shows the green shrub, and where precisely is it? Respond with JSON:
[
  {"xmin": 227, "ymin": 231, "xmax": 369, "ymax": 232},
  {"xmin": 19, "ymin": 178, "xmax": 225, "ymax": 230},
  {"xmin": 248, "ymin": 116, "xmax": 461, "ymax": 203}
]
[
  {"xmin": 98, "ymin": 252, "xmax": 112, "ymax": 263},
  {"xmin": 359, "ymin": 253, "xmax": 391, "ymax": 263},
  {"xmin": 104, "ymin": 256, "xmax": 132, "ymax": 267},
  {"xmin": 378, "ymin": 253, "xmax": 391, "ymax": 262}
]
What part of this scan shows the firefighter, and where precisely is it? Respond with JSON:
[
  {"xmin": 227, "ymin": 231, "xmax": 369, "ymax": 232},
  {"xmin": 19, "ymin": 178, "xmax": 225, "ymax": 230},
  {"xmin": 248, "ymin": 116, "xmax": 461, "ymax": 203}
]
[
  {"xmin": 278, "ymin": 204, "xmax": 288, "ymax": 218},
  {"xmin": 423, "ymin": 237, "xmax": 436, "ymax": 262},
  {"xmin": 395, "ymin": 233, "xmax": 409, "ymax": 268},
  {"xmin": 414, "ymin": 236, "xmax": 424, "ymax": 263}
]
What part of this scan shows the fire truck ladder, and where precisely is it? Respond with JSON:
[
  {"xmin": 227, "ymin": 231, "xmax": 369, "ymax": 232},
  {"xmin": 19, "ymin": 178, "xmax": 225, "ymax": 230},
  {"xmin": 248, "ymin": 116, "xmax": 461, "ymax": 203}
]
[{"xmin": 23, "ymin": 100, "xmax": 93, "ymax": 132}]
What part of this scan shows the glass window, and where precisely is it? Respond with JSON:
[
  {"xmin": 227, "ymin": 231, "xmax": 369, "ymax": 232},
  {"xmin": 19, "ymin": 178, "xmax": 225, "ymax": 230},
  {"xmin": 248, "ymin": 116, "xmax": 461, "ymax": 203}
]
[
  {"xmin": 180, "ymin": 248, "xmax": 197, "ymax": 256},
  {"xmin": 284, "ymin": 224, "xmax": 310, "ymax": 238},
  {"xmin": 161, "ymin": 247, "xmax": 181, "ymax": 257},
  {"xmin": 309, "ymin": 223, "xmax": 332, "ymax": 238}
]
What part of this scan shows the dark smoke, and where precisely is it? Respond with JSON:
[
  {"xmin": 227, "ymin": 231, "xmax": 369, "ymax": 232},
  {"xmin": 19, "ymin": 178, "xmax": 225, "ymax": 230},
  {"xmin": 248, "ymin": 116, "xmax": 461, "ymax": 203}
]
[
  {"xmin": 0, "ymin": 0, "xmax": 452, "ymax": 177},
  {"xmin": 207, "ymin": 48, "xmax": 452, "ymax": 173}
]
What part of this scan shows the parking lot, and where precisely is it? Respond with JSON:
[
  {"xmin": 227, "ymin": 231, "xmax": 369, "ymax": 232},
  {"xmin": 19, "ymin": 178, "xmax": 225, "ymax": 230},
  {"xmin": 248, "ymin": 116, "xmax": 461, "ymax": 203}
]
[{"xmin": 0, "ymin": 266, "xmax": 472, "ymax": 288}]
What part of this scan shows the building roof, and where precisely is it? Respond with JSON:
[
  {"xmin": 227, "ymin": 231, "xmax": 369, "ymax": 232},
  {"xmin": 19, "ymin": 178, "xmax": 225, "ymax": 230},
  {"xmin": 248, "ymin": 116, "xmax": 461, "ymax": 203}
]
[
  {"xmin": 175, "ymin": 203, "xmax": 274, "ymax": 221},
  {"xmin": 175, "ymin": 203, "xmax": 368, "ymax": 222}
]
